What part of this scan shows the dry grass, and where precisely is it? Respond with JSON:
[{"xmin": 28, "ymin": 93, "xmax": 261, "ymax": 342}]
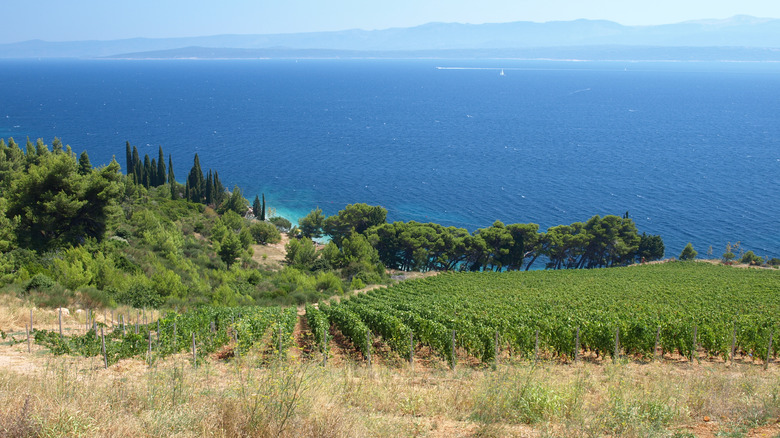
[{"xmin": 1, "ymin": 298, "xmax": 780, "ymax": 438}]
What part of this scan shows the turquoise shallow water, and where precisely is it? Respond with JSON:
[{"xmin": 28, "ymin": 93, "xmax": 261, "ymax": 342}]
[{"xmin": 0, "ymin": 59, "xmax": 778, "ymax": 258}]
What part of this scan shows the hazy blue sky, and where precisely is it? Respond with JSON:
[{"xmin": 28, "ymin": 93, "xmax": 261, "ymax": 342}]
[{"xmin": 2, "ymin": 0, "xmax": 779, "ymax": 43}]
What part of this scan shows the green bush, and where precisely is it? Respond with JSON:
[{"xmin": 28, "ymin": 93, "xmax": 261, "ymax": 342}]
[
  {"xmin": 249, "ymin": 221, "xmax": 281, "ymax": 244},
  {"xmin": 116, "ymin": 279, "xmax": 164, "ymax": 308},
  {"xmin": 740, "ymin": 250, "xmax": 763, "ymax": 265},
  {"xmin": 269, "ymin": 216, "xmax": 292, "ymax": 232},
  {"xmin": 26, "ymin": 273, "xmax": 55, "ymax": 292}
]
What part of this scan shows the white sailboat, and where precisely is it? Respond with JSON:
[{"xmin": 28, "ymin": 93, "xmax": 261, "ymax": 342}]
[{"xmin": 499, "ymin": 69, "xmax": 505, "ymax": 76}]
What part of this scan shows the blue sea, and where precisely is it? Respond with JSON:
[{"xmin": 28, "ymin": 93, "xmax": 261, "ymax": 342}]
[{"xmin": 0, "ymin": 59, "xmax": 778, "ymax": 259}]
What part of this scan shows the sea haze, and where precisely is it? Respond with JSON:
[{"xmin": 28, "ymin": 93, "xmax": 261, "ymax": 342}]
[{"xmin": 0, "ymin": 59, "xmax": 778, "ymax": 259}]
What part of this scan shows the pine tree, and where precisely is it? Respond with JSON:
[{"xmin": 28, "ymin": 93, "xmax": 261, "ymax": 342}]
[
  {"xmin": 52, "ymin": 137, "xmax": 63, "ymax": 153},
  {"xmin": 78, "ymin": 151, "xmax": 92, "ymax": 175},
  {"xmin": 157, "ymin": 146, "xmax": 166, "ymax": 186}
]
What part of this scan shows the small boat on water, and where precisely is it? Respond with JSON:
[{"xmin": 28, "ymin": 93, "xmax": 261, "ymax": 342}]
[{"xmin": 500, "ymin": 69, "xmax": 505, "ymax": 76}]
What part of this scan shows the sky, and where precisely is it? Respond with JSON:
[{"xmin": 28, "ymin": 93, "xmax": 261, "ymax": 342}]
[{"xmin": 1, "ymin": 0, "xmax": 780, "ymax": 44}]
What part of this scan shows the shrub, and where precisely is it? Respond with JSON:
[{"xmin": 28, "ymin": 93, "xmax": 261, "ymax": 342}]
[
  {"xmin": 249, "ymin": 221, "xmax": 282, "ymax": 245},
  {"xmin": 269, "ymin": 216, "xmax": 292, "ymax": 232},
  {"xmin": 26, "ymin": 273, "xmax": 55, "ymax": 292},
  {"xmin": 740, "ymin": 250, "xmax": 763, "ymax": 265}
]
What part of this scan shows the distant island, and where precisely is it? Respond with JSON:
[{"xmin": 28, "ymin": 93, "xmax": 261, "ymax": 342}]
[{"xmin": 3, "ymin": 16, "xmax": 780, "ymax": 61}]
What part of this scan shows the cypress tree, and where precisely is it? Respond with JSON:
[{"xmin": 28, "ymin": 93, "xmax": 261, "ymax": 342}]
[
  {"xmin": 261, "ymin": 193, "xmax": 266, "ymax": 221},
  {"xmin": 132, "ymin": 146, "xmax": 141, "ymax": 184},
  {"xmin": 185, "ymin": 180, "xmax": 191, "ymax": 202},
  {"xmin": 78, "ymin": 151, "xmax": 92, "ymax": 175},
  {"xmin": 252, "ymin": 195, "xmax": 261, "ymax": 217},
  {"xmin": 213, "ymin": 170, "xmax": 226, "ymax": 206},
  {"xmin": 205, "ymin": 170, "xmax": 214, "ymax": 205},
  {"xmin": 157, "ymin": 146, "xmax": 166, "ymax": 186},
  {"xmin": 167, "ymin": 154, "xmax": 175, "ymax": 184},
  {"xmin": 187, "ymin": 154, "xmax": 205, "ymax": 202},
  {"xmin": 143, "ymin": 154, "xmax": 152, "ymax": 188},
  {"xmin": 125, "ymin": 141, "xmax": 132, "ymax": 175},
  {"xmin": 151, "ymin": 158, "xmax": 159, "ymax": 186}
]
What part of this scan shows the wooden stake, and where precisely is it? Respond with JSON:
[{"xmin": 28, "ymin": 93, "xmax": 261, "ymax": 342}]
[
  {"xmin": 173, "ymin": 321, "xmax": 177, "ymax": 350},
  {"xmin": 654, "ymin": 326, "xmax": 661, "ymax": 360},
  {"xmin": 730, "ymin": 325, "xmax": 737, "ymax": 363},
  {"xmin": 534, "ymin": 329, "xmax": 539, "ymax": 363},
  {"xmin": 494, "ymin": 331, "xmax": 499, "ymax": 369},
  {"xmin": 575, "ymin": 327, "xmax": 580, "ymax": 363},
  {"xmin": 451, "ymin": 329, "xmax": 457, "ymax": 370},
  {"xmin": 25, "ymin": 324, "xmax": 30, "ymax": 353},
  {"xmin": 692, "ymin": 325, "xmax": 698, "ymax": 363},
  {"xmin": 148, "ymin": 329, "xmax": 153, "ymax": 365},
  {"xmin": 614, "ymin": 327, "xmax": 620, "ymax": 363},
  {"xmin": 101, "ymin": 327, "xmax": 107, "ymax": 369},
  {"xmin": 122, "ymin": 315, "xmax": 126, "ymax": 336},
  {"xmin": 765, "ymin": 331, "xmax": 774, "ymax": 371},
  {"xmin": 321, "ymin": 328, "xmax": 327, "ymax": 367},
  {"xmin": 59, "ymin": 308, "xmax": 63, "ymax": 339},
  {"xmin": 409, "ymin": 331, "xmax": 414, "ymax": 369},
  {"xmin": 29, "ymin": 309, "xmax": 33, "ymax": 333},
  {"xmin": 366, "ymin": 329, "xmax": 372, "ymax": 368}
]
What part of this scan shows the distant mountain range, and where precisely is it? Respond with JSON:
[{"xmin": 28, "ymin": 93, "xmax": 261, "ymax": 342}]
[{"xmin": 3, "ymin": 16, "xmax": 780, "ymax": 60}]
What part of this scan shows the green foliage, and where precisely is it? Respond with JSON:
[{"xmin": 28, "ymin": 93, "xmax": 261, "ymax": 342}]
[
  {"xmin": 26, "ymin": 273, "xmax": 55, "ymax": 292},
  {"xmin": 218, "ymin": 185, "xmax": 248, "ymax": 215},
  {"xmin": 324, "ymin": 203, "xmax": 387, "ymax": 246},
  {"xmin": 740, "ymin": 250, "xmax": 763, "ymax": 265},
  {"xmin": 249, "ymin": 221, "xmax": 281, "ymax": 245},
  {"xmin": 218, "ymin": 232, "xmax": 243, "ymax": 268},
  {"xmin": 116, "ymin": 277, "xmax": 164, "ymax": 308},
  {"xmin": 679, "ymin": 243, "xmax": 697, "ymax": 260},
  {"xmin": 285, "ymin": 238, "xmax": 318, "ymax": 270},
  {"xmin": 324, "ymin": 262, "xmax": 780, "ymax": 364},
  {"xmin": 298, "ymin": 207, "xmax": 325, "ymax": 239},
  {"xmin": 269, "ymin": 216, "xmax": 292, "ymax": 233}
]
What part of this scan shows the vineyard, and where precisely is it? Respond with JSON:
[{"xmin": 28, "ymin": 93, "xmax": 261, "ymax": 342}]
[
  {"xmin": 319, "ymin": 262, "xmax": 780, "ymax": 366},
  {"xmin": 32, "ymin": 306, "xmax": 296, "ymax": 366}
]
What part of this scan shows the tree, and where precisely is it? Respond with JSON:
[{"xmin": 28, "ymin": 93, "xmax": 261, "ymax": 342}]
[
  {"xmin": 638, "ymin": 233, "xmax": 664, "ymax": 262},
  {"xmin": 722, "ymin": 242, "xmax": 736, "ymax": 263},
  {"xmin": 260, "ymin": 193, "xmax": 266, "ymax": 221},
  {"xmin": 285, "ymin": 237, "xmax": 318, "ymax": 269},
  {"xmin": 77, "ymin": 150, "xmax": 92, "ymax": 175},
  {"xmin": 156, "ymin": 146, "xmax": 166, "ymax": 186},
  {"xmin": 299, "ymin": 207, "xmax": 325, "ymax": 239},
  {"xmin": 218, "ymin": 185, "xmax": 248, "ymax": 215},
  {"xmin": 249, "ymin": 221, "xmax": 281, "ymax": 244},
  {"xmin": 679, "ymin": 243, "xmax": 697, "ymax": 261},
  {"xmin": 218, "ymin": 232, "xmax": 243, "ymax": 268},
  {"xmin": 323, "ymin": 203, "xmax": 387, "ymax": 246},
  {"xmin": 252, "ymin": 195, "xmax": 261, "ymax": 218},
  {"xmin": 186, "ymin": 154, "xmax": 205, "ymax": 202},
  {"xmin": 125, "ymin": 141, "xmax": 132, "ymax": 175},
  {"xmin": 740, "ymin": 250, "xmax": 763, "ymax": 265}
]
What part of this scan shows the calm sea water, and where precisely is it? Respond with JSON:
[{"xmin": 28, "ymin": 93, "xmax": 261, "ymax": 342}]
[{"xmin": 1, "ymin": 59, "xmax": 778, "ymax": 259}]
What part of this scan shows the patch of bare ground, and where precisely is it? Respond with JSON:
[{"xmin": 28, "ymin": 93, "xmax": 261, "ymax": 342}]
[{"xmin": 250, "ymin": 233, "xmax": 290, "ymax": 269}]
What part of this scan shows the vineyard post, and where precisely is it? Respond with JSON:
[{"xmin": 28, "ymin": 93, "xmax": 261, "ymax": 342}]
[
  {"xmin": 148, "ymin": 329, "xmax": 153, "ymax": 366},
  {"xmin": 94, "ymin": 320, "xmax": 98, "ymax": 340},
  {"xmin": 143, "ymin": 307, "xmax": 146, "ymax": 325},
  {"xmin": 366, "ymin": 329, "xmax": 372, "ymax": 368},
  {"xmin": 654, "ymin": 326, "xmax": 661, "ymax": 361},
  {"xmin": 122, "ymin": 315, "xmax": 126, "ymax": 336},
  {"xmin": 29, "ymin": 309, "xmax": 33, "ymax": 334},
  {"xmin": 25, "ymin": 324, "xmax": 30, "ymax": 353},
  {"xmin": 575, "ymin": 327, "xmax": 580, "ymax": 363},
  {"xmin": 613, "ymin": 327, "xmax": 619, "ymax": 363},
  {"xmin": 692, "ymin": 325, "xmax": 698, "ymax": 363},
  {"xmin": 534, "ymin": 329, "xmax": 539, "ymax": 363},
  {"xmin": 173, "ymin": 321, "xmax": 177, "ymax": 351},
  {"xmin": 765, "ymin": 331, "xmax": 774, "ymax": 371},
  {"xmin": 101, "ymin": 327, "xmax": 107, "ymax": 369},
  {"xmin": 730, "ymin": 325, "xmax": 737, "ymax": 363},
  {"xmin": 59, "ymin": 308, "xmax": 63, "ymax": 339},
  {"xmin": 321, "ymin": 327, "xmax": 327, "ymax": 367},
  {"xmin": 278, "ymin": 325, "xmax": 283, "ymax": 361},
  {"xmin": 409, "ymin": 331, "xmax": 414, "ymax": 369},
  {"xmin": 451, "ymin": 330, "xmax": 456, "ymax": 370},
  {"xmin": 192, "ymin": 332, "xmax": 197, "ymax": 368},
  {"xmin": 493, "ymin": 331, "xmax": 499, "ymax": 370},
  {"xmin": 156, "ymin": 320, "xmax": 160, "ymax": 346}
]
